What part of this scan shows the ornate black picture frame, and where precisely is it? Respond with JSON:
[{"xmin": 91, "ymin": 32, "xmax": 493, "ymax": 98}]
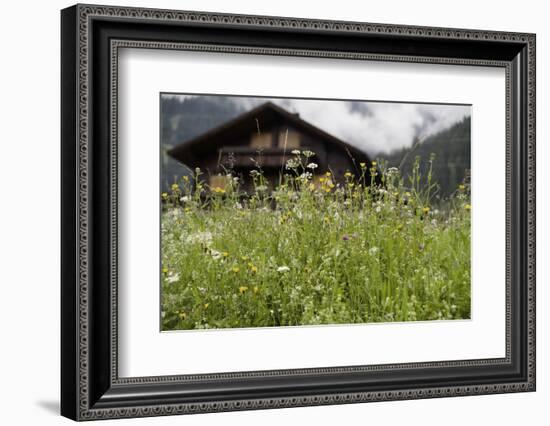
[{"xmin": 61, "ymin": 4, "xmax": 536, "ymax": 421}]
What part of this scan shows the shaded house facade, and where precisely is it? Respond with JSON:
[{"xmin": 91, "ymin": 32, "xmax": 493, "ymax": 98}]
[{"xmin": 168, "ymin": 102, "xmax": 373, "ymax": 191}]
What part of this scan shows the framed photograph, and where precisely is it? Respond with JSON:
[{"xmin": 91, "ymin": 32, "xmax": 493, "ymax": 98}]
[{"xmin": 61, "ymin": 4, "xmax": 536, "ymax": 421}]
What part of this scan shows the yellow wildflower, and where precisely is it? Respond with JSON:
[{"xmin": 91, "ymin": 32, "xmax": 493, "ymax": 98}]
[
  {"xmin": 422, "ymin": 207, "xmax": 430, "ymax": 214},
  {"xmin": 325, "ymin": 171, "xmax": 331, "ymax": 177},
  {"xmin": 178, "ymin": 311, "xmax": 187, "ymax": 320},
  {"xmin": 371, "ymin": 160, "xmax": 377, "ymax": 166},
  {"xmin": 250, "ymin": 265, "xmax": 258, "ymax": 273},
  {"xmin": 459, "ymin": 184, "xmax": 465, "ymax": 190},
  {"xmin": 253, "ymin": 286, "xmax": 259, "ymax": 295},
  {"xmin": 359, "ymin": 162, "xmax": 366, "ymax": 168},
  {"xmin": 319, "ymin": 177, "xmax": 326, "ymax": 183},
  {"xmin": 231, "ymin": 266, "xmax": 240, "ymax": 273},
  {"xmin": 182, "ymin": 175, "xmax": 189, "ymax": 181},
  {"xmin": 162, "ymin": 267, "xmax": 168, "ymax": 274},
  {"xmin": 203, "ymin": 303, "xmax": 209, "ymax": 309},
  {"xmin": 171, "ymin": 183, "xmax": 179, "ymax": 191},
  {"xmin": 239, "ymin": 286, "xmax": 248, "ymax": 294},
  {"xmin": 222, "ymin": 252, "xmax": 229, "ymax": 257},
  {"xmin": 161, "ymin": 192, "xmax": 168, "ymax": 199},
  {"xmin": 464, "ymin": 204, "xmax": 472, "ymax": 211}
]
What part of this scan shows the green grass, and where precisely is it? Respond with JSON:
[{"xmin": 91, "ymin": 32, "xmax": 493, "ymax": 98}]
[{"xmin": 161, "ymin": 154, "xmax": 471, "ymax": 331}]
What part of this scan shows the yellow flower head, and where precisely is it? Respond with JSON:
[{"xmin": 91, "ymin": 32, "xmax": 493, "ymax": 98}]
[
  {"xmin": 171, "ymin": 183, "xmax": 179, "ymax": 191},
  {"xmin": 325, "ymin": 171, "xmax": 332, "ymax": 177},
  {"xmin": 319, "ymin": 177, "xmax": 326, "ymax": 183},
  {"xmin": 182, "ymin": 175, "xmax": 189, "ymax": 181},
  {"xmin": 359, "ymin": 162, "xmax": 366, "ymax": 168},
  {"xmin": 422, "ymin": 207, "xmax": 430, "ymax": 214},
  {"xmin": 241, "ymin": 255, "xmax": 249, "ymax": 261},
  {"xmin": 178, "ymin": 311, "xmax": 187, "ymax": 320},
  {"xmin": 344, "ymin": 171, "xmax": 353, "ymax": 178},
  {"xmin": 231, "ymin": 266, "xmax": 240, "ymax": 273},
  {"xmin": 239, "ymin": 286, "xmax": 248, "ymax": 294},
  {"xmin": 464, "ymin": 204, "xmax": 472, "ymax": 211},
  {"xmin": 222, "ymin": 252, "xmax": 229, "ymax": 257},
  {"xmin": 161, "ymin": 192, "xmax": 168, "ymax": 199},
  {"xmin": 371, "ymin": 160, "xmax": 377, "ymax": 166},
  {"xmin": 253, "ymin": 286, "xmax": 259, "ymax": 295},
  {"xmin": 459, "ymin": 184, "xmax": 465, "ymax": 190},
  {"xmin": 250, "ymin": 265, "xmax": 258, "ymax": 273},
  {"xmin": 203, "ymin": 303, "xmax": 209, "ymax": 309},
  {"xmin": 162, "ymin": 267, "xmax": 168, "ymax": 274}
]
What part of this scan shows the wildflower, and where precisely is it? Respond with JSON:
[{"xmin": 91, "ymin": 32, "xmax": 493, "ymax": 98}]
[
  {"xmin": 212, "ymin": 187, "xmax": 226, "ymax": 194},
  {"xmin": 422, "ymin": 207, "xmax": 430, "ymax": 214},
  {"xmin": 299, "ymin": 172, "xmax": 312, "ymax": 180},
  {"xmin": 359, "ymin": 162, "xmax": 366, "ymax": 168},
  {"xmin": 371, "ymin": 160, "xmax": 377, "ymax": 166},
  {"xmin": 250, "ymin": 170, "xmax": 260, "ymax": 177},
  {"xmin": 308, "ymin": 183, "xmax": 315, "ymax": 191},
  {"xmin": 180, "ymin": 195, "xmax": 190, "ymax": 202},
  {"xmin": 210, "ymin": 250, "xmax": 222, "ymax": 261},
  {"xmin": 342, "ymin": 235, "xmax": 350, "ymax": 241},
  {"xmin": 256, "ymin": 185, "xmax": 268, "ymax": 192},
  {"xmin": 241, "ymin": 255, "xmax": 249, "ymax": 261},
  {"xmin": 459, "ymin": 184, "xmax": 465, "ymax": 190},
  {"xmin": 204, "ymin": 303, "xmax": 209, "ymax": 309},
  {"xmin": 222, "ymin": 252, "xmax": 229, "ymax": 258},
  {"xmin": 325, "ymin": 171, "xmax": 332, "ymax": 177},
  {"xmin": 285, "ymin": 158, "xmax": 300, "ymax": 169},
  {"xmin": 303, "ymin": 150, "xmax": 315, "ymax": 158},
  {"xmin": 162, "ymin": 266, "xmax": 168, "ymax": 274},
  {"xmin": 250, "ymin": 265, "xmax": 258, "ymax": 273},
  {"xmin": 306, "ymin": 162, "xmax": 318, "ymax": 170},
  {"xmin": 161, "ymin": 192, "xmax": 168, "ymax": 200},
  {"xmin": 239, "ymin": 286, "xmax": 248, "ymax": 294},
  {"xmin": 344, "ymin": 171, "xmax": 353, "ymax": 178},
  {"xmin": 178, "ymin": 311, "xmax": 187, "ymax": 320},
  {"xmin": 291, "ymin": 149, "xmax": 301, "ymax": 155},
  {"xmin": 235, "ymin": 202, "xmax": 243, "ymax": 209},
  {"xmin": 171, "ymin": 183, "xmax": 179, "ymax": 191},
  {"xmin": 375, "ymin": 205, "xmax": 382, "ymax": 213},
  {"xmin": 253, "ymin": 286, "xmax": 259, "ymax": 295},
  {"xmin": 277, "ymin": 266, "xmax": 290, "ymax": 273},
  {"xmin": 464, "ymin": 204, "xmax": 472, "ymax": 211},
  {"xmin": 182, "ymin": 175, "xmax": 189, "ymax": 181},
  {"xmin": 185, "ymin": 231, "xmax": 213, "ymax": 246},
  {"xmin": 387, "ymin": 167, "xmax": 399, "ymax": 175},
  {"xmin": 369, "ymin": 246, "xmax": 379, "ymax": 256},
  {"xmin": 231, "ymin": 266, "xmax": 240, "ymax": 273},
  {"xmin": 166, "ymin": 272, "xmax": 180, "ymax": 284}
]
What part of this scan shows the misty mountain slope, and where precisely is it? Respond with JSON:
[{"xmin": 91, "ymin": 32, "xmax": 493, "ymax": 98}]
[
  {"xmin": 380, "ymin": 116, "xmax": 471, "ymax": 199},
  {"xmin": 161, "ymin": 96, "xmax": 245, "ymax": 190}
]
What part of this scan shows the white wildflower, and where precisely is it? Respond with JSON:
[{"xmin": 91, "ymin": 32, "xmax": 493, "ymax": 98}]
[
  {"xmin": 299, "ymin": 172, "xmax": 312, "ymax": 180},
  {"xmin": 375, "ymin": 205, "xmax": 382, "ymax": 213},
  {"xmin": 235, "ymin": 202, "xmax": 243, "ymax": 209},
  {"xmin": 277, "ymin": 266, "xmax": 290, "ymax": 273},
  {"xmin": 210, "ymin": 249, "xmax": 222, "ymax": 261},
  {"xmin": 256, "ymin": 185, "xmax": 268, "ymax": 192},
  {"xmin": 166, "ymin": 272, "xmax": 180, "ymax": 284},
  {"xmin": 291, "ymin": 149, "xmax": 301, "ymax": 155},
  {"xmin": 369, "ymin": 247, "xmax": 379, "ymax": 256},
  {"xmin": 180, "ymin": 195, "xmax": 190, "ymax": 202},
  {"xmin": 303, "ymin": 150, "xmax": 315, "ymax": 158},
  {"xmin": 185, "ymin": 231, "xmax": 213, "ymax": 246},
  {"xmin": 306, "ymin": 162, "xmax": 318, "ymax": 170}
]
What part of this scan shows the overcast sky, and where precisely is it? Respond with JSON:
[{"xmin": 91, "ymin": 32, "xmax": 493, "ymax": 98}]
[{"xmin": 170, "ymin": 94, "xmax": 471, "ymax": 156}]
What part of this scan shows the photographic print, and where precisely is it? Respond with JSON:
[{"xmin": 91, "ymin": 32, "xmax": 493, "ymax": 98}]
[{"xmin": 160, "ymin": 94, "xmax": 472, "ymax": 331}]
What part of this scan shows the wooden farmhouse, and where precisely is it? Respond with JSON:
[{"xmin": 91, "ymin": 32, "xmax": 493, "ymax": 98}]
[{"xmin": 168, "ymin": 102, "xmax": 374, "ymax": 191}]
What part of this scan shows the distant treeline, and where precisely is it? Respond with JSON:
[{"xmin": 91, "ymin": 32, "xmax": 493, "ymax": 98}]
[{"xmin": 380, "ymin": 116, "xmax": 471, "ymax": 199}]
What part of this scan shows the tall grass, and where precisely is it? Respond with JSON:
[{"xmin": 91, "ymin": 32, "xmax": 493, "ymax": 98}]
[{"xmin": 161, "ymin": 152, "xmax": 471, "ymax": 330}]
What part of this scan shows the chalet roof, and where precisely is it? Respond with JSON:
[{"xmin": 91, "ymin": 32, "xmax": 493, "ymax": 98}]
[{"xmin": 167, "ymin": 101, "xmax": 370, "ymax": 167}]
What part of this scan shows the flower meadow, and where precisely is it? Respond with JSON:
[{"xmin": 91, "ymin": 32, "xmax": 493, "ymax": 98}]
[{"xmin": 161, "ymin": 152, "xmax": 471, "ymax": 331}]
